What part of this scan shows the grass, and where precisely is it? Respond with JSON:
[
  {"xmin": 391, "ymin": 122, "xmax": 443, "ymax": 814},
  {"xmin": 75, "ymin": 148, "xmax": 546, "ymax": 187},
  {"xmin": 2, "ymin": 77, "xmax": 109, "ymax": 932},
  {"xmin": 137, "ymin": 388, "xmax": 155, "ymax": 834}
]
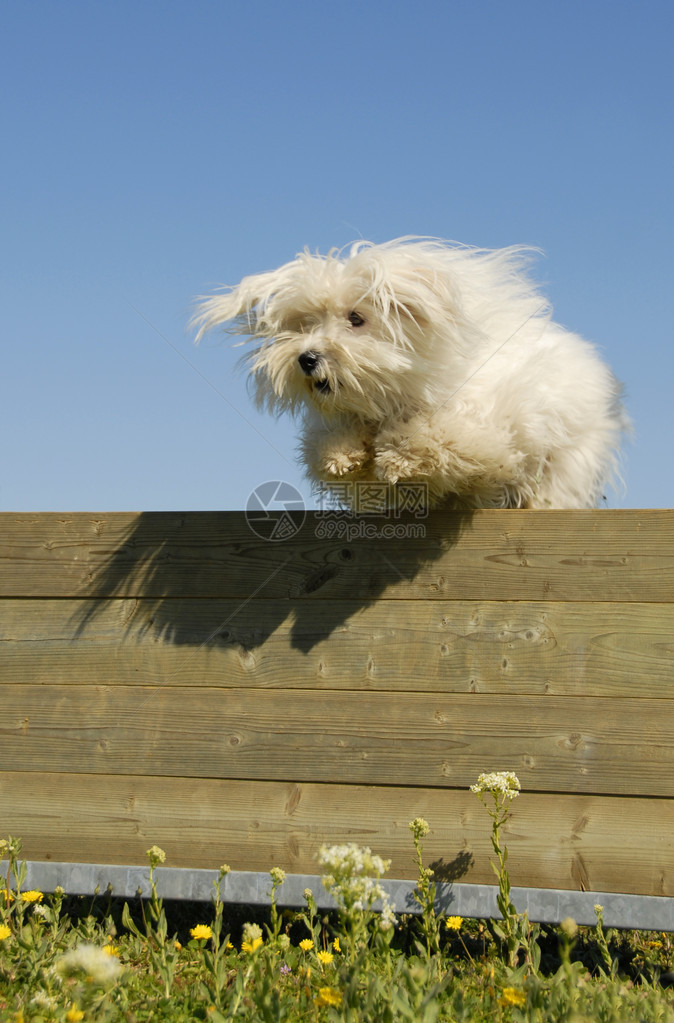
[{"xmin": 1, "ymin": 773, "xmax": 674, "ymax": 1022}]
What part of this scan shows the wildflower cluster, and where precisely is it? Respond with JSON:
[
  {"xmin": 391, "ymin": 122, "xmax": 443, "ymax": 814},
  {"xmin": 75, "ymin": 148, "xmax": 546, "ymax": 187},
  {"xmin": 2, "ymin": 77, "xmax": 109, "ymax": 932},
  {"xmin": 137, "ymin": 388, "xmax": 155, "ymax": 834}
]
[
  {"xmin": 56, "ymin": 943, "xmax": 124, "ymax": 985},
  {"xmin": 0, "ymin": 781, "xmax": 672, "ymax": 1022},
  {"xmin": 470, "ymin": 771, "xmax": 521, "ymax": 800},
  {"xmin": 318, "ymin": 842, "xmax": 397, "ymax": 949}
]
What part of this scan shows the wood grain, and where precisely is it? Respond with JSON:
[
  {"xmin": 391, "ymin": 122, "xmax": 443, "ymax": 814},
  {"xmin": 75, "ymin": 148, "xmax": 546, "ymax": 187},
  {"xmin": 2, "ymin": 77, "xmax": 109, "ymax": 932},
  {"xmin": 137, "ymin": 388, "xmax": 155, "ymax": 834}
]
[
  {"xmin": 2, "ymin": 598, "xmax": 673, "ymax": 697},
  {"xmin": 2, "ymin": 509, "xmax": 674, "ymax": 902},
  {"xmin": 1, "ymin": 510, "xmax": 672, "ymax": 601},
  {"xmin": 3, "ymin": 683, "xmax": 674, "ymax": 797},
  {"xmin": 2, "ymin": 772, "xmax": 673, "ymax": 897}
]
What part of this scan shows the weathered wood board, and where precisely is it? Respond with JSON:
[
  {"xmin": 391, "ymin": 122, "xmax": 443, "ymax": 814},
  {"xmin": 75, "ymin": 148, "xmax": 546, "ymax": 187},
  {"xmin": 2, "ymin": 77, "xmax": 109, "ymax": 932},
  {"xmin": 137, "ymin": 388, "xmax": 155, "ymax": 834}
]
[{"xmin": 1, "ymin": 510, "xmax": 673, "ymax": 900}]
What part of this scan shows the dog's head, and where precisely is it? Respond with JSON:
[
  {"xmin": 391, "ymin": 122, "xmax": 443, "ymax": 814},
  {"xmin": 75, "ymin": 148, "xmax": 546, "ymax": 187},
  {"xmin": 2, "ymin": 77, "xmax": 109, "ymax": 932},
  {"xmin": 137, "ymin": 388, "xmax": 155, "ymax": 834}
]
[{"xmin": 193, "ymin": 238, "xmax": 541, "ymax": 423}]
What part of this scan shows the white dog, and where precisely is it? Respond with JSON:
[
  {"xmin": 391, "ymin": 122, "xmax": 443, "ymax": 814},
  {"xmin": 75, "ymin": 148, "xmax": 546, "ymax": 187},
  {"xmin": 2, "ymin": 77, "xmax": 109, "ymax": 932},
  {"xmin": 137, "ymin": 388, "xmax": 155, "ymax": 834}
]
[{"xmin": 194, "ymin": 237, "xmax": 627, "ymax": 509}]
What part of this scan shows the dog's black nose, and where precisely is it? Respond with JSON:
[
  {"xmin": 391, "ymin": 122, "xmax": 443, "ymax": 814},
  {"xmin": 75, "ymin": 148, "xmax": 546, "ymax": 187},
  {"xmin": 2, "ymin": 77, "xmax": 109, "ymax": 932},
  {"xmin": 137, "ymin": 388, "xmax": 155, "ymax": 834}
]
[{"xmin": 298, "ymin": 350, "xmax": 320, "ymax": 375}]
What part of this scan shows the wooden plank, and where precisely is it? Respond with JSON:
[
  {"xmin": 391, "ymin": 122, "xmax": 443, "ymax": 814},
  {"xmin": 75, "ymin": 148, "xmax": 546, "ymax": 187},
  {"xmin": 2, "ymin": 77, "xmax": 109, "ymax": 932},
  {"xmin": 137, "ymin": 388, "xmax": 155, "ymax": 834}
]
[
  {"xmin": 1, "ymin": 510, "xmax": 672, "ymax": 601},
  {"xmin": 4, "ymin": 684, "xmax": 674, "ymax": 797},
  {"xmin": 2, "ymin": 598, "xmax": 673, "ymax": 697},
  {"xmin": 3, "ymin": 772, "xmax": 673, "ymax": 897}
]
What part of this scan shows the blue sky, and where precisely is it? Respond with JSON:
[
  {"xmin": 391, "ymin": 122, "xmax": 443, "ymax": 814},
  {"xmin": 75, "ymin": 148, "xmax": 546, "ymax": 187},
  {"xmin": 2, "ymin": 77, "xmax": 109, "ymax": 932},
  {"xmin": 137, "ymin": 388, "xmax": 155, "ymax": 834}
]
[{"xmin": 2, "ymin": 0, "xmax": 672, "ymax": 512}]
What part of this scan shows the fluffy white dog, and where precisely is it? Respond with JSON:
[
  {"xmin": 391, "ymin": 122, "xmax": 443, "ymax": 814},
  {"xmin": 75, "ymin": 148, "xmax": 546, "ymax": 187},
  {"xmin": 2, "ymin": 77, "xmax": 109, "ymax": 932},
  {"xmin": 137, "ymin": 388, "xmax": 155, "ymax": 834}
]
[{"xmin": 194, "ymin": 238, "xmax": 627, "ymax": 509}]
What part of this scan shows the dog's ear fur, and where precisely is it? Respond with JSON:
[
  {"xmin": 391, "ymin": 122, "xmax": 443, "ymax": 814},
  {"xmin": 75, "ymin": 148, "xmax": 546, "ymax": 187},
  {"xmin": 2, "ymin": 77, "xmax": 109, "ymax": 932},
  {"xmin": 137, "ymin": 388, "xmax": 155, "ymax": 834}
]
[{"xmin": 191, "ymin": 270, "xmax": 278, "ymax": 342}]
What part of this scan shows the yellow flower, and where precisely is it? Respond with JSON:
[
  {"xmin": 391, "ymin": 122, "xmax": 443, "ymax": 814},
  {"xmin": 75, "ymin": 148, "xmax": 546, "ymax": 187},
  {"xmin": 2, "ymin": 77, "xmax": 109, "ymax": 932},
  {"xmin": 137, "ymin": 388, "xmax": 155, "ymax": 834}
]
[
  {"xmin": 299, "ymin": 938, "xmax": 314, "ymax": 951},
  {"xmin": 241, "ymin": 936, "xmax": 263, "ymax": 953},
  {"xmin": 445, "ymin": 915, "xmax": 463, "ymax": 931},
  {"xmin": 0, "ymin": 924, "xmax": 10, "ymax": 940},
  {"xmin": 316, "ymin": 987, "xmax": 342, "ymax": 1007},
  {"xmin": 102, "ymin": 943, "xmax": 120, "ymax": 956},
  {"xmin": 332, "ymin": 937, "xmax": 341, "ymax": 952},
  {"xmin": 66, "ymin": 1008, "xmax": 85, "ymax": 1022},
  {"xmin": 316, "ymin": 949, "xmax": 334, "ymax": 965},
  {"xmin": 174, "ymin": 940, "xmax": 182, "ymax": 950},
  {"xmin": 500, "ymin": 987, "xmax": 526, "ymax": 1007},
  {"xmin": 21, "ymin": 890, "xmax": 44, "ymax": 904},
  {"xmin": 190, "ymin": 924, "xmax": 213, "ymax": 941}
]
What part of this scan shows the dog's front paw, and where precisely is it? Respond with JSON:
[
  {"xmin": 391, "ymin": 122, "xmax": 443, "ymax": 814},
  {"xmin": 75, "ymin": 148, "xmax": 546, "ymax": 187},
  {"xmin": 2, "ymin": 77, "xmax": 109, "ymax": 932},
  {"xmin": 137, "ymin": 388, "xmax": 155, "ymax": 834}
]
[
  {"xmin": 319, "ymin": 440, "xmax": 373, "ymax": 479},
  {"xmin": 374, "ymin": 445, "xmax": 430, "ymax": 483}
]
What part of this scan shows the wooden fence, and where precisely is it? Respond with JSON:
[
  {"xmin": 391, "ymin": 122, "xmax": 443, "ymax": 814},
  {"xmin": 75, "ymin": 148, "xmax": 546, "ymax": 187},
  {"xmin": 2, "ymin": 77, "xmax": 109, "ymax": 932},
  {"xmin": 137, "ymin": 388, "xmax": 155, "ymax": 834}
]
[{"xmin": 1, "ymin": 509, "xmax": 673, "ymax": 923}]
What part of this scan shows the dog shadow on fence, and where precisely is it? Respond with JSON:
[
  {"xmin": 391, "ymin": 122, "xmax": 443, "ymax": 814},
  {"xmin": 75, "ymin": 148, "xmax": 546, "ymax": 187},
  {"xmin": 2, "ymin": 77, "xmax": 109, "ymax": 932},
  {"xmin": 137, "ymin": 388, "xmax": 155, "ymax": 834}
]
[{"xmin": 71, "ymin": 508, "xmax": 475, "ymax": 660}]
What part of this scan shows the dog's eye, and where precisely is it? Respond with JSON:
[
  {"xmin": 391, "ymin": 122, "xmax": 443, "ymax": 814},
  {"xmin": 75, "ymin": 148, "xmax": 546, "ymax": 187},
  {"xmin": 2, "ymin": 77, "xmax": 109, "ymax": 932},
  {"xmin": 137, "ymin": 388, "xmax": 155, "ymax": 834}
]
[{"xmin": 347, "ymin": 311, "xmax": 365, "ymax": 327}]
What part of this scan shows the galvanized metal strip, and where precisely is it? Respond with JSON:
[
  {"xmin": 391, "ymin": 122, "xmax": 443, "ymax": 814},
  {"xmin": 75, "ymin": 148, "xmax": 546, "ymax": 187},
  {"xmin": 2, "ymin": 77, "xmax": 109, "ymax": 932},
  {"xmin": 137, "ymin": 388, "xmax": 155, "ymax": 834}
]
[{"xmin": 20, "ymin": 861, "xmax": 674, "ymax": 931}]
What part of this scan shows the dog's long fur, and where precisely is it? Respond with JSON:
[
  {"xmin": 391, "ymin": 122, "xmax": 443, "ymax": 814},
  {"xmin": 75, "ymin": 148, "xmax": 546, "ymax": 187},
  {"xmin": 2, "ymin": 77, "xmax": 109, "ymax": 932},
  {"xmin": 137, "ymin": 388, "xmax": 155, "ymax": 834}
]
[{"xmin": 194, "ymin": 237, "xmax": 628, "ymax": 509}]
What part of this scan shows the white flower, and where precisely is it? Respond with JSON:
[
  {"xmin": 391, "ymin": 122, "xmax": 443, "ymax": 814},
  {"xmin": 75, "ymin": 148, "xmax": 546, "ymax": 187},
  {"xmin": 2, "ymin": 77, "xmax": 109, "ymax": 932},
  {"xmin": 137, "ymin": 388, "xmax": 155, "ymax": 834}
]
[
  {"xmin": 56, "ymin": 944, "xmax": 124, "ymax": 985},
  {"xmin": 469, "ymin": 772, "xmax": 521, "ymax": 800},
  {"xmin": 317, "ymin": 843, "xmax": 391, "ymax": 879},
  {"xmin": 31, "ymin": 992, "xmax": 58, "ymax": 1010},
  {"xmin": 242, "ymin": 921, "xmax": 263, "ymax": 943},
  {"xmin": 379, "ymin": 901, "xmax": 398, "ymax": 931},
  {"xmin": 409, "ymin": 817, "xmax": 430, "ymax": 839},
  {"xmin": 317, "ymin": 842, "xmax": 395, "ymax": 928}
]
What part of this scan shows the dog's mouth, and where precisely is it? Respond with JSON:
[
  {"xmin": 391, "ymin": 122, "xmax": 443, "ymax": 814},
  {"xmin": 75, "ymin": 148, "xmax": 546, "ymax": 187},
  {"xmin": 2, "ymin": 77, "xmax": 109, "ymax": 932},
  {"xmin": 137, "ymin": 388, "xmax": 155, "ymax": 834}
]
[{"xmin": 313, "ymin": 378, "xmax": 331, "ymax": 395}]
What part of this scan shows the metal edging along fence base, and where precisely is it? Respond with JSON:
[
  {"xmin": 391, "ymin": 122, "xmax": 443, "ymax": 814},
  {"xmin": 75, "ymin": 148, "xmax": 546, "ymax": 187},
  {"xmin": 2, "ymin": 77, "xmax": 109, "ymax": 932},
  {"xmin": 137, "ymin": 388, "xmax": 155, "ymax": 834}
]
[{"xmin": 21, "ymin": 861, "xmax": 674, "ymax": 932}]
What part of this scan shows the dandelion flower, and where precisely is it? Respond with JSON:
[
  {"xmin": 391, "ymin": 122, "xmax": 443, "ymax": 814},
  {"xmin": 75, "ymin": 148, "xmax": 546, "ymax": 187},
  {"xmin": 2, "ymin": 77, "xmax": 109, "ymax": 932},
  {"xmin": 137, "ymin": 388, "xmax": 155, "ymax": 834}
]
[
  {"xmin": 190, "ymin": 924, "xmax": 213, "ymax": 941},
  {"xmin": 65, "ymin": 1007, "xmax": 85, "ymax": 1022},
  {"xmin": 446, "ymin": 916, "xmax": 463, "ymax": 931},
  {"xmin": 0, "ymin": 924, "xmax": 11, "ymax": 941},
  {"xmin": 21, "ymin": 890, "xmax": 44, "ymax": 903},
  {"xmin": 241, "ymin": 936, "xmax": 263, "ymax": 953},
  {"xmin": 500, "ymin": 987, "xmax": 526, "ymax": 1008},
  {"xmin": 317, "ymin": 949, "xmax": 334, "ymax": 965},
  {"xmin": 299, "ymin": 938, "xmax": 314, "ymax": 951},
  {"xmin": 316, "ymin": 987, "xmax": 342, "ymax": 1007},
  {"xmin": 333, "ymin": 937, "xmax": 341, "ymax": 952},
  {"xmin": 102, "ymin": 943, "xmax": 120, "ymax": 956}
]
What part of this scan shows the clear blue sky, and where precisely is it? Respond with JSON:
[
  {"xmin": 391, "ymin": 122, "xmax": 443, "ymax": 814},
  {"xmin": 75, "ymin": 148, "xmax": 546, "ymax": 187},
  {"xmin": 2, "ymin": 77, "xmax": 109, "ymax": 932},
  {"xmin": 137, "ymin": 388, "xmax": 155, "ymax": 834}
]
[{"xmin": 2, "ymin": 0, "xmax": 672, "ymax": 511}]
